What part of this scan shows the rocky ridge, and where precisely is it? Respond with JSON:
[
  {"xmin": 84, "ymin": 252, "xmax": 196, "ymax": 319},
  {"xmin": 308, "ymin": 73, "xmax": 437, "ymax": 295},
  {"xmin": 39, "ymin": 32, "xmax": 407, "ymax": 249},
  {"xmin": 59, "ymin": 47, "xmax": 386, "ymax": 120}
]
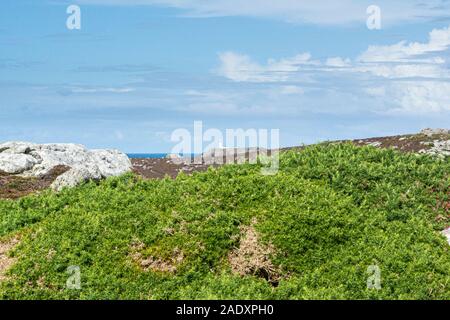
[
  {"xmin": 0, "ymin": 129, "xmax": 449, "ymax": 197},
  {"xmin": 0, "ymin": 141, "xmax": 132, "ymax": 191}
]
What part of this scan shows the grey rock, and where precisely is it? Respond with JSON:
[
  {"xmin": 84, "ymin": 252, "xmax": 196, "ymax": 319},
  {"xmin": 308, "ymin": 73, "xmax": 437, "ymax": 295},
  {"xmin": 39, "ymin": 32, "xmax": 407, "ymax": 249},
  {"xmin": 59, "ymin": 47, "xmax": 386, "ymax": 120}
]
[
  {"xmin": 0, "ymin": 141, "xmax": 132, "ymax": 190},
  {"xmin": 366, "ymin": 141, "xmax": 382, "ymax": 147},
  {"xmin": 166, "ymin": 153, "xmax": 189, "ymax": 165},
  {"xmin": 0, "ymin": 141, "xmax": 36, "ymax": 154},
  {"xmin": 0, "ymin": 153, "xmax": 39, "ymax": 174},
  {"xmin": 23, "ymin": 143, "xmax": 89, "ymax": 177},
  {"xmin": 51, "ymin": 166, "xmax": 102, "ymax": 192},
  {"xmin": 419, "ymin": 140, "xmax": 450, "ymax": 158},
  {"xmin": 90, "ymin": 149, "xmax": 132, "ymax": 177},
  {"xmin": 420, "ymin": 128, "xmax": 449, "ymax": 137}
]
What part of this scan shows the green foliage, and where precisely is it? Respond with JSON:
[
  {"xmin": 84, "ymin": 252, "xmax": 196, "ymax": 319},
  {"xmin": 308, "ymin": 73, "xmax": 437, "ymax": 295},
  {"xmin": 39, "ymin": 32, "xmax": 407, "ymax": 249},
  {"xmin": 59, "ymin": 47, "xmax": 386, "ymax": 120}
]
[{"xmin": 0, "ymin": 143, "xmax": 449, "ymax": 299}]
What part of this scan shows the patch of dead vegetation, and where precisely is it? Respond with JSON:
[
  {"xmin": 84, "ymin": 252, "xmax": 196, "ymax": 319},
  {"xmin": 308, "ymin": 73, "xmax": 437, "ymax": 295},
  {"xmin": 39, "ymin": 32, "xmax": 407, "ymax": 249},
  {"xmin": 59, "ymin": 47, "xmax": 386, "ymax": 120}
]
[
  {"xmin": 131, "ymin": 158, "xmax": 210, "ymax": 179},
  {"xmin": 281, "ymin": 133, "xmax": 450, "ymax": 155},
  {"xmin": 228, "ymin": 218, "xmax": 281, "ymax": 286},
  {"xmin": 129, "ymin": 240, "xmax": 184, "ymax": 273},
  {"xmin": 351, "ymin": 133, "xmax": 450, "ymax": 154},
  {"xmin": 0, "ymin": 165, "xmax": 70, "ymax": 199},
  {"xmin": 0, "ymin": 236, "xmax": 20, "ymax": 282}
]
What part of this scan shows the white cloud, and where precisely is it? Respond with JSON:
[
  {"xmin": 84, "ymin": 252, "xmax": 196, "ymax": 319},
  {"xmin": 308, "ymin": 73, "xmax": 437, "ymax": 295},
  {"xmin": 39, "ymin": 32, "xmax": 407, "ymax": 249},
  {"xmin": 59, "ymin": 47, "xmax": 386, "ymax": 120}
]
[
  {"xmin": 216, "ymin": 24, "xmax": 450, "ymax": 115},
  {"xmin": 217, "ymin": 51, "xmax": 317, "ymax": 82},
  {"xmin": 280, "ymin": 85, "xmax": 305, "ymax": 95},
  {"xmin": 178, "ymin": 102, "xmax": 286, "ymax": 116},
  {"xmin": 355, "ymin": 25, "xmax": 450, "ymax": 79},
  {"xmin": 388, "ymin": 81, "xmax": 450, "ymax": 114},
  {"xmin": 76, "ymin": 0, "xmax": 450, "ymax": 26},
  {"xmin": 357, "ymin": 63, "xmax": 448, "ymax": 79},
  {"xmin": 218, "ymin": 24, "xmax": 450, "ymax": 83},
  {"xmin": 359, "ymin": 25, "xmax": 450, "ymax": 63},
  {"xmin": 217, "ymin": 52, "xmax": 266, "ymax": 82},
  {"xmin": 69, "ymin": 86, "xmax": 136, "ymax": 93},
  {"xmin": 326, "ymin": 57, "xmax": 351, "ymax": 67}
]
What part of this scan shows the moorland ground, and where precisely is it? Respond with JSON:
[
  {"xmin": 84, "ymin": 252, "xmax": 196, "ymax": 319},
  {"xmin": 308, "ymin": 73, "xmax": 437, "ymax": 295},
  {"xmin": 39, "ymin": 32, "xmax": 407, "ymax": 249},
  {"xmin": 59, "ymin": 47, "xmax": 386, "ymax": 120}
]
[{"xmin": 0, "ymin": 134, "xmax": 449, "ymax": 299}]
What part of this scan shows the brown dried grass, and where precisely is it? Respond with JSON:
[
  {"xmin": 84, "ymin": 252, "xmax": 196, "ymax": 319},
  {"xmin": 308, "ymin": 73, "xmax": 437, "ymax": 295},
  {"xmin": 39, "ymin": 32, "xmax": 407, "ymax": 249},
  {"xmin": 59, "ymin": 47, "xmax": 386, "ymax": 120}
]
[
  {"xmin": 228, "ymin": 218, "xmax": 281, "ymax": 285},
  {"xmin": 129, "ymin": 240, "xmax": 184, "ymax": 273},
  {"xmin": 0, "ymin": 236, "xmax": 20, "ymax": 282}
]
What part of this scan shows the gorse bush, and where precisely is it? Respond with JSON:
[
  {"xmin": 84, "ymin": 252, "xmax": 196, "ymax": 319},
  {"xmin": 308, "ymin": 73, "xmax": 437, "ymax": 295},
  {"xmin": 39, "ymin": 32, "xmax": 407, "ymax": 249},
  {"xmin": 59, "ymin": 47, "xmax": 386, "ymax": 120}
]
[{"xmin": 0, "ymin": 143, "xmax": 449, "ymax": 299}]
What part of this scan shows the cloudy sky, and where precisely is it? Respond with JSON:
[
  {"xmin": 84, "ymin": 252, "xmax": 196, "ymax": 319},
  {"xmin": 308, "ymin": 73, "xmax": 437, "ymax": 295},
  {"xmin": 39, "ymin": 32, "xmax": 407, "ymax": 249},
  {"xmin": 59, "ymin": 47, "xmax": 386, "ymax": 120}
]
[{"xmin": 1, "ymin": 0, "xmax": 450, "ymax": 152}]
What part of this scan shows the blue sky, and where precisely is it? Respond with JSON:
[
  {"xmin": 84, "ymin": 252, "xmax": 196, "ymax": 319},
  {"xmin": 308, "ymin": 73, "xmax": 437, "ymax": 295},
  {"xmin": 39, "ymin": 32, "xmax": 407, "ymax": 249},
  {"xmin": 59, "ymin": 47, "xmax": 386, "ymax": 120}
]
[{"xmin": 1, "ymin": 0, "xmax": 450, "ymax": 152}]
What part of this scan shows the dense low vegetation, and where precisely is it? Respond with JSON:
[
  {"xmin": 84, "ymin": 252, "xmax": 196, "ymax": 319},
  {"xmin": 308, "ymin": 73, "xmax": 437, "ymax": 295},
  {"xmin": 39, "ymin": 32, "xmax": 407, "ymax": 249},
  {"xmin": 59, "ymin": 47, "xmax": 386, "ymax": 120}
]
[{"xmin": 0, "ymin": 143, "xmax": 449, "ymax": 299}]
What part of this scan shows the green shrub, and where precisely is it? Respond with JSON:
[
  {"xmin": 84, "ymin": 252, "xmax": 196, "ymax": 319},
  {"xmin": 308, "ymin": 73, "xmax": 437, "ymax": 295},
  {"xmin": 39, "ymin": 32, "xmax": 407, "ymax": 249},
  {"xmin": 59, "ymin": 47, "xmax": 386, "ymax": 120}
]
[{"xmin": 0, "ymin": 144, "xmax": 449, "ymax": 299}]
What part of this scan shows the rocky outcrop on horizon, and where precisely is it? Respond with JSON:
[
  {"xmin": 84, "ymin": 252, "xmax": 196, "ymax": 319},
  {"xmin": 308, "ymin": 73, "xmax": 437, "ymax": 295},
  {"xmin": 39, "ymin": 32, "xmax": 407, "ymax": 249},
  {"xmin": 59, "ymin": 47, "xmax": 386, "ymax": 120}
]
[
  {"xmin": 0, "ymin": 128, "xmax": 449, "ymax": 192},
  {"xmin": 169, "ymin": 147, "xmax": 270, "ymax": 165},
  {"xmin": 419, "ymin": 128, "xmax": 450, "ymax": 137},
  {"xmin": 417, "ymin": 129, "xmax": 450, "ymax": 158},
  {"xmin": 354, "ymin": 128, "xmax": 450, "ymax": 158},
  {"xmin": 0, "ymin": 141, "xmax": 132, "ymax": 191},
  {"xmin": 419, "ymin": 140, "xmax": 450, "ymax": 158}
]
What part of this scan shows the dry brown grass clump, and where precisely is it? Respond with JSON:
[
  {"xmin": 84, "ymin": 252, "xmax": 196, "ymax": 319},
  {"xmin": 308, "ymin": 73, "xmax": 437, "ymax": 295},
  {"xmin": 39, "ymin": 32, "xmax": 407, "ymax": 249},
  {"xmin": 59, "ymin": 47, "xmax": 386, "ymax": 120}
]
[
  {"xmin": 228, "ymin": 218, "xmax": 281, "ymax": 285},
  {"xmin": 0, "ymin": 165, "xmax": 70, "ymax": 199},
  {"xmin": 0, "ymin": 236, "xmax": 20, "ymax": 282},
  {"xmin": 129, "ymin": 240, "xmax": 184, "ymax": 273}
]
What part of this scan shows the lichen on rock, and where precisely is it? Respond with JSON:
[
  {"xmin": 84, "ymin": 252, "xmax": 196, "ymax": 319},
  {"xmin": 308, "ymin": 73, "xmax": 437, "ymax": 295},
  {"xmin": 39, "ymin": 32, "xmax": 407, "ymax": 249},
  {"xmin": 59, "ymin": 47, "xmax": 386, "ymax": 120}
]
[{"xmin": 0, "ymin": 141, "xmax": 132, "ymax": 191}]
